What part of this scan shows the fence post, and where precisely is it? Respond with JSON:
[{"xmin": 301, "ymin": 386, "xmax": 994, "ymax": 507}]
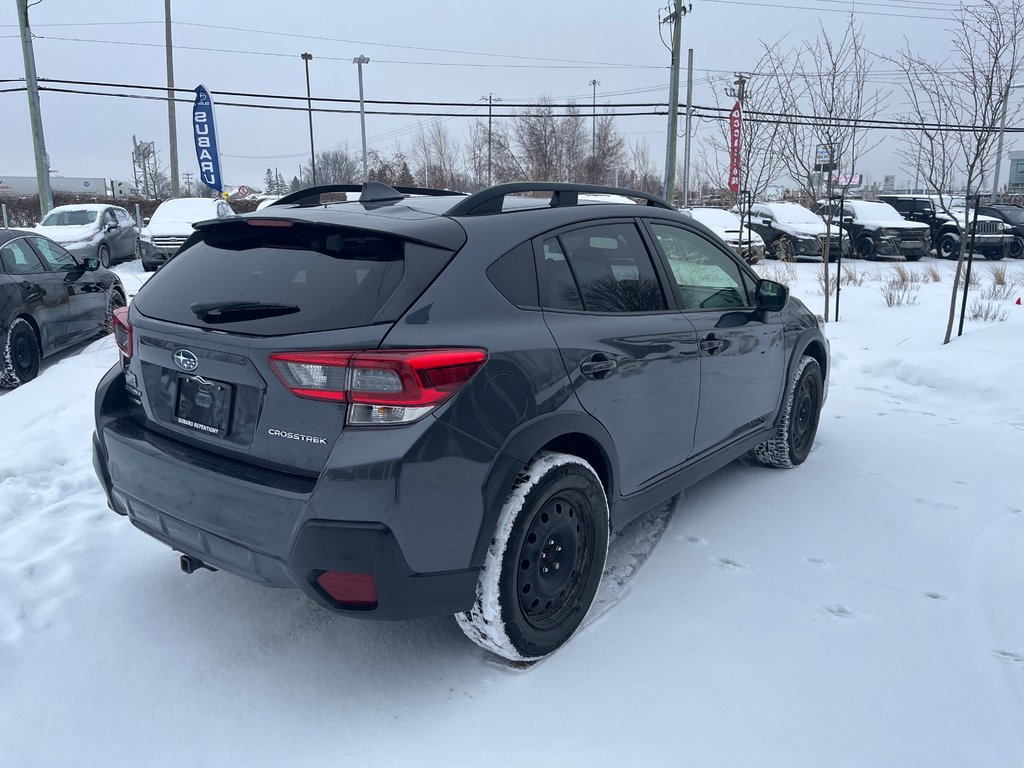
[
  {"xmin": 1, "ymin": 203, "xmax": 8, "ymax": 229},
  {"xmin": 134, "ymin": 203, "xmax": 143, "ymax": 229}
]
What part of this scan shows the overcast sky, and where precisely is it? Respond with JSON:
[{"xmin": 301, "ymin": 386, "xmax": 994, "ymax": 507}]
[{"xmin": 0, "ymin": 0, "xmax": 1007, "ymax": 192}]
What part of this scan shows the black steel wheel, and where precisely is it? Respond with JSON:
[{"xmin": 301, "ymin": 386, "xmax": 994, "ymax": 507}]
[
  {"xmin": 456, "ymin": 453, "xmax": 609, "ymax": 661},
  {"xmin": 751, "ymin": 355, "xmax": 823, "ymax": 469},
  {"xmin": 857, "ymin": 237, "xmax": 876, "ymax": 260},
  {"xmin": 1, "ymin": 318, "xmax": 41, "ymax": 389}
]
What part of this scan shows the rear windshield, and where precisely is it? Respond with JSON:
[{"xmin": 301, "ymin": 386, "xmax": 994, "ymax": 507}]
[{"xmin": 133, "ymin": 222, "xmax": 434, "ymax": 335}]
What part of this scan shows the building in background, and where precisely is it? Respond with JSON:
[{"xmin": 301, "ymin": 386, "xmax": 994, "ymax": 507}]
[{"xmin": 1008, "ymin": 151, "xmax": 1024, "ymax": 195}]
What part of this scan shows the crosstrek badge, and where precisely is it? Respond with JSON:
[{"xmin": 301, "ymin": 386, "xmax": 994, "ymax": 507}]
[{"xmin": 267, "ymin": 428, "xmax": 328, "ymax": 445}]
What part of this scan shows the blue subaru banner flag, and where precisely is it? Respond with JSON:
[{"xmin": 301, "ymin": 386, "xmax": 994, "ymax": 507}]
[{"xmin": 192, "ymin": 84, "xmax": 223, "ymax": 192}]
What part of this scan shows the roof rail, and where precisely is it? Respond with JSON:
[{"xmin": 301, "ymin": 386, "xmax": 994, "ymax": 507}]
[
  {"xmin": 445, "ymin": 182, "xmax": 674, "ymax": 217},
  {"xmin": 269, "ymin": 182, "xmax": 467, "ymax": 208}
]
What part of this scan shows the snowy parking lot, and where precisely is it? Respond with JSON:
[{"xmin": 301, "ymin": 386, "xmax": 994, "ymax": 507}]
[{"xmin": 1, "ymin": 257, "xmax": 1023, "ymax": 767}]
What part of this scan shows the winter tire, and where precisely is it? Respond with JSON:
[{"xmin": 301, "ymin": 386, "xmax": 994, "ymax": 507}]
[
  {"xmin": 938, "ymin": 233, "xmax": 960, "ymax": 260},
  {"xmin": 857, "ymin": 237, "xmax": 876, "ymax": 260},
  {"xmin": 103, "ymin": 287, "xmax": 126, "ymax": 335},
  {"xmin": 133, "ymin": 239, "xmax": 142, "ymax": 262},
  {"xmin": 98, "ymin": 244, "xmax": 111, "ymax": 268},
  {"xmin": 456, "ymin": 452, "xmax": 609, "ymax": 662},
  {"xmin": 751, "ymin": 355, "xmax": 823, "ymax": 469},
  {"xmin": 1, "ymin": 318, "xmax": 41, "ymax": 389},
  {"xmin": 773, "ymin": 237, "xmax": 795, "ymax": 262}
]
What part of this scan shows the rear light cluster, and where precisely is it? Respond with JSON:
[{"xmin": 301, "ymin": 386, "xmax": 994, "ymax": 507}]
[
  {"xmin": 112, "ymin": 306, "xmax": 132, "ymax": 357},
  {"xmin": 269, "ymin": 348, "xmax": 487, "ymax": 425}
]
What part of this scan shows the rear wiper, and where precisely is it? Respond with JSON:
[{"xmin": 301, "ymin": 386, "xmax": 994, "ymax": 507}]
[{"xmin": 190, "ymin": 300, "xmax": 300, "ymax": 321}]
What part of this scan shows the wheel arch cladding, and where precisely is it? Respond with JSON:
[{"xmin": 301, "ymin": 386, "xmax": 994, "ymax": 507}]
[
  {"xmin": 17, "ymin": 314, "xmax": 42, "ymax": 354},
  {"xmin": 802, "ymin": 338, "xmax": 827, "ymax": 383}
]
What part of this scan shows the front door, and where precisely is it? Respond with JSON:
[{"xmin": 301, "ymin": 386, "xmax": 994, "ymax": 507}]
[
  {"xmin": 29, "ymin": 237, "xmax": 106, "ymax": 340},
  {"xmin": 536, "ymin": 220, "xmax": 700, "ymax": 495},
  {"xmin": 644, "ymin": 221, "xmax": 786, "ymax": 457},
  {"xmin": 0, "ymin": 238, "xmax": 69, "ymax": 350}
]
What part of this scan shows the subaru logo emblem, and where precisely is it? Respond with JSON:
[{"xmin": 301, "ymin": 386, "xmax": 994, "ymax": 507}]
[{"xmin": 173, "ymin": 349, "xmax": 199, "ymax": 372}]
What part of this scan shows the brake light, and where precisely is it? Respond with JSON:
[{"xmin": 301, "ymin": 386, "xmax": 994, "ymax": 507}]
[
  {"xmin": 247, "ymin": 219, "xmax": 295, "ymax": 228},
  {"xmin": 316, "ymin": 571, "xmax": 378, "ymax": 608},
  {"xmin": 268, "ymin": 348, "xmax": 487, "ymax": 425},
  {"xmin": 112, "ymin": 306, "xmax": 132, "ymax": 357}
]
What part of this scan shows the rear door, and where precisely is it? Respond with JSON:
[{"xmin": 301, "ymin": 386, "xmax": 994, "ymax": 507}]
[
  {"xmin": 127, "ymin": 219, "xmax": 458, "ymax": 475},
  {"xmin": 0, "ymin": 238, "xmax": 69, "ymax": 350},
  {"xmin": 643, "ymin": 220, "xmax": 785, "ymax": 456},
  {"xmin": 536, "ymin": 220, "xmax": 700, "ymax": 496}
]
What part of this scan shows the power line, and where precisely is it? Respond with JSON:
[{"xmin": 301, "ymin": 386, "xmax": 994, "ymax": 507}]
[{"xmin": 699, "ymin": 0, "xmax": 956, "ymax": 20}]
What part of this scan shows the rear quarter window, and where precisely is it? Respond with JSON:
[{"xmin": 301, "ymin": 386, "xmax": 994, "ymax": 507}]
[{"xmin": 132, "ymin": 222, "xmax": 452, "ymax": 335}]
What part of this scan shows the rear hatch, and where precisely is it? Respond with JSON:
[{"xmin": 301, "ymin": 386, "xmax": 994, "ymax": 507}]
[{"xmin": 126, "ymin": 215, "xmax": 464, "ymax": 475}]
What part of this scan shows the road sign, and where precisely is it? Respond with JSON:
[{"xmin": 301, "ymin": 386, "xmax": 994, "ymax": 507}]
[{"xmin": 238, "ymin": 185, "xmax": 251, "ymax": 197}]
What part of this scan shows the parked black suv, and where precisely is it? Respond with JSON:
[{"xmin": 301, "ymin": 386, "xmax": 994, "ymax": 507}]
[
  {"xmin": 877, "ymin": 194, "xmax": 1012, "ymax": 259},
  {"xmin": 976, "ymin": 203, "xmax": 1024, "ymax": 258},
  {"xmin": 92, "ymin": 182, "xmax": 829, "ymax": 661},
  {"xmin": 811, "ymin": 199, "xmax": 931, "ymax": 260}
]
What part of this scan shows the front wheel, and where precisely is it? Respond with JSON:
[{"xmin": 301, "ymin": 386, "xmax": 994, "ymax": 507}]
[
  {"xmin": 1009, "ymin": 236, "xmax": 1024, "ymax": 259},
  {"xmin": 133, "ymin": 238, "xmax": 142, "ymax": 262},
  {"xmin": 773, "ymin": 237, "xmax": 795, "ymax": 262},
  {"xmin": 857, "ymin": 237, "xmax": 876, "ymax": 260},
  {"xmin": 456, "ymin": 452, "xmax": 609, "ymax": 661},
  {"xmin": 938, "ymin": 233, "xmax": 960, "ymax": 260},
  {"xmin": 103, "ymin": 287, "xmax": 126, "ymax": 334},
  {"xmin": 1, "ymin": 318, "xmax": 41, "ymax": 389},
  {"xmin": 97, "ymin": 244, "xmax": 111, "ymax": 268},
  {"xmin": 751, "ymin": 355, "xmax": 823, "ymax": 469}
]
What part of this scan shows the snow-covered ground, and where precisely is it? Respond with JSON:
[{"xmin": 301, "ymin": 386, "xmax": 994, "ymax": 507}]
[{"xmin": 1, "ymin": 257, "xmax": 1023, "ymax": 767}]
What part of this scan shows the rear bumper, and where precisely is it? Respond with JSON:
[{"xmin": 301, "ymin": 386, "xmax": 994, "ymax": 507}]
[{"xmin": 92, "ymin": 364, "xmax": 484, "ymax": 620}]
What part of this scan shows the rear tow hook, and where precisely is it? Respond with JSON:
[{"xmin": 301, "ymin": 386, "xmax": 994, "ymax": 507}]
[{"xmin": 179, "ymin": 554, "xmax": 217, "ymax": 575}]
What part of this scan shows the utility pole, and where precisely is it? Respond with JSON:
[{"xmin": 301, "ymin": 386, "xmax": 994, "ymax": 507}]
[
  {"xmin": 182, "ymin": 171, "xmax": 193, "ymax": 196},
  {"xmin": 301, "ymin": 53, "xmax": 316, "ymax": 185},
  {"xmin": 483, "ymin": 93, "xmax": 501, "ymax": 187},
  {"xmin": 661, "ymin": 1, "xmax": 690, "ymax": 206},
  {"xmin": 589, "ymin": 79, "xmax": 600, "ymax": 161},
  {"xmin": 681, "ymin": 48, "xmax": 694, "ymax": 207},
  {"xmin": 353, "ymin": 55, "xmax": 371, "ymax": 183},
  {"xmin": 16, "ymin": 0, "xmax": 53, "ymax": 216},
  {"xmin": 164, "ymin": 0, "xmax": 179, "ymax": 196}
]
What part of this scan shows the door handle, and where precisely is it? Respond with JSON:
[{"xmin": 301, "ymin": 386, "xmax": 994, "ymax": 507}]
[
  {"xmin": 19, "ymin": 281, "xmax": 43, "ymax": 300},
  {"xmin": 580, "ymin": 354, "xmax": 617, "ymax": 378},
  {"xmin": 699, "ymin": 335, "xmax": 725, "ymax": 354}
]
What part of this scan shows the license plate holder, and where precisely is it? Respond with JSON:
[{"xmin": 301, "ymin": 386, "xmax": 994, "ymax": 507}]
[{"xmin": 175, "ymin": 375, "xmax": 233, "ymax": 437}]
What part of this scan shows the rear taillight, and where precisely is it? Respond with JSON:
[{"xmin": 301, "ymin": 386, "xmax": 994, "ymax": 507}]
[
  {"xmin": 112, "ymin": 306, "xmax": 132, "ymax": 358},
  {"xmin": 268, "ymin": 348, "xmax": 487, "ymax": 425}
]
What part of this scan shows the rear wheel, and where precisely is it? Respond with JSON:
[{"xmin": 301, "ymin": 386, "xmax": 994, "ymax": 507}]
[
  {"xmin": 1, "ymin": 318, "xmax": 41, "ymax": 389},
  {"xmin": 456, "ymin": 452, "xmax": 609, "ymax": 661},
  {"xmin": 751, "ymin": 355, "xmax": 823, "ymax": 469}
]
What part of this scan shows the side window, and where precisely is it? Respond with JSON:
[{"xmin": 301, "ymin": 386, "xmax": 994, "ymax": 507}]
[
  {"xmin": 0, "ymin": 240, "xmax": 46, "ymax": 275},
  {"xmin": 891, "ymin": 199, "xmax": 910, "ymax": 213},
  {"xmin": 915, "ymin": 200, "xmax": 933, "ymax": 214},
  {"xmin": 649, "ymin": 223, "xmax": 749, "ymax": 311},
  {"xmin": 30, "ymin": 237, "xmax": 79, "ymax": 270},
  {"xmin": 487, "ymin": 242, "xmax": 538, "ymax": 308},
  {"xmin": 116, "ymin": 209, "xmax": 134, "ymax": 227},
  {"xmin": 103, "ymin": 209, "xmax": 118, "ymax": 228},
  {"xmin": 556, "ymin": 222, "xmax": 667, "ymax": 313},
  {"xmin": 538, "ymin": 237, "xmax": 583, "ymax": 311}
]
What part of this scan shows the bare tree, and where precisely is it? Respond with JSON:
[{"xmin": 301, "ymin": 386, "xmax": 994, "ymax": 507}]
[
  {"xmin": 619, "ymin": 140, "xmax": 662, "ymax": 195},
  {"xmin": 760, "ymin": 13, "xmax": 889, "ymax": 321},
  {"xmin": 301, "ymin": 148, "xmax": 359, "ymax": 186},
  {"xmin": 892, "ymin": 0, "xmax": 1024, "ymax": 343}
]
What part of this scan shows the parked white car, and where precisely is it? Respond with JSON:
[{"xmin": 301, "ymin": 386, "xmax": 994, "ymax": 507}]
[
  {"xmin": 680, "ymin": 207, "xmax": 765, "ymax": 263},
  {"xmin": 34, "ymin": 203, "xmax": 139, "ymax": 267},
  {"xmin": 141, "ymin": 198, "xmax": 235, "ymax": 271}
]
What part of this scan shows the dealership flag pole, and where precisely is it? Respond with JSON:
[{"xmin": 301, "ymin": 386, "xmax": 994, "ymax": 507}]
[{"xmin": 192, "ymin": 85, "xmax": 224, "ymax": 194}]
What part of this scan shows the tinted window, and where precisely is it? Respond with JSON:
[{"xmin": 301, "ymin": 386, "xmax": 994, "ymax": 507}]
[
  {"xmin": 538, "ymin": 237, "xmax": 583, "ymax": 311},
  {"xmin": 30, "ymin": 237, "xmax": 79, "ymax": 270},
  {"xmin": 889, "ymin": 199, "xmax": 910, "ymax": 213},
  {"xmin": 649, "ymin": 223, "xmax": 749, "ymax": 310},
  {"xmin": 557, "ymin": 222, "xmax": 667, "ymax": 313},
  {"xmin": 1, "ymin": 240, "xmax": 45, "ymax": 275},
  {"xmin": 133, "ymin": 222, "xmax": 428, "ymax": 336},
  {"xmin": 914, "ymin": 200, "xmax": 933, "ymax": 213},
  {"xmin": 487, "ymin": 242, "xmax": 538, "ymax": 307}
]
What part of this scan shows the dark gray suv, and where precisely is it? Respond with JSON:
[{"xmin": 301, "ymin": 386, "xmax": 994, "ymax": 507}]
[{"xmin": 93, "ymin": 182, "xmax": 829, "ymax": 661}]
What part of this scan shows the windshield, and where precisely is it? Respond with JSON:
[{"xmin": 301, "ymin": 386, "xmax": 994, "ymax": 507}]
[
  {"xmin": 150, "ymin": 199, "xmax": 221, "ymax": 224},
  {"xmin": 689, "ymin": 208, "xmax": 741, "ymax": 229},
  {"xmin": 998, "ymin": 208, "xmax": 1024, "ymax": 224},
  {"xmin": 771, "ymin": 205, "xmax": 822, "ymax": 226},
  {"xmin": 40, "ymin": 209, "xmax": 100, "ymax": 227},
  {"xmin": 850, "ymin": 202, "xmax": 905, "ymax": 222}
]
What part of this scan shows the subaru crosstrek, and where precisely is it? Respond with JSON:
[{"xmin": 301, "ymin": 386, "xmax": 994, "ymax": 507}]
[{"xmin": 93, "ymin": 182, "xmax": 829, "ymax": 661}]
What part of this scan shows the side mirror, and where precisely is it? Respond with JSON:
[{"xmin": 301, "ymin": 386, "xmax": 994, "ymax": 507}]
[
  {"xmin": 32, "ymin": 221, "xmax": 39, "ymax": 228},
  {"xmin": 105, "ymin": 222, "xmax": 117, "ymax": 232},
  {"xmin": 83, "ymin": 257, "xmax": 100, "ymax": 271},
  {"xmin": 755, "ymin": 279, "xmax": 788, "ymax": 312},
  {"xmin": 761, "ymin": 218, "xmax": 772, "ymax": 226},
  {"xmin": 842, "ymin": 216, "xmax": 854, "ymax": 224},
  {"xmin": 143, "ymin": 217, "xmax": 151, "ymax": 225}
]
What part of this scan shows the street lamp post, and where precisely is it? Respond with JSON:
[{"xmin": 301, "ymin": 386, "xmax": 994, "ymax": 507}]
[
  {"xmin": 990, "ymin": 81, "xmax": 1023, "ymax": 203},
  {"xmin": 353, "ymin": 55, "xmax": 370, "ymax": 182},
  {"xmin": 300, "ymin": 52, "xmax": 316, "ymax": 185}
]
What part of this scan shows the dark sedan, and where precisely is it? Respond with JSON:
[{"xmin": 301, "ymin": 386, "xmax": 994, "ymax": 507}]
[{"xmin": 1, "ymin": 229, "xmax": 126, "ymax": 388}]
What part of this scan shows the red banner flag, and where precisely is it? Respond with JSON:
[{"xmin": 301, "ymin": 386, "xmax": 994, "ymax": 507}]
[{"xmin": 728, "ymin": 100, "xmax": 742, "ymax": 193}]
